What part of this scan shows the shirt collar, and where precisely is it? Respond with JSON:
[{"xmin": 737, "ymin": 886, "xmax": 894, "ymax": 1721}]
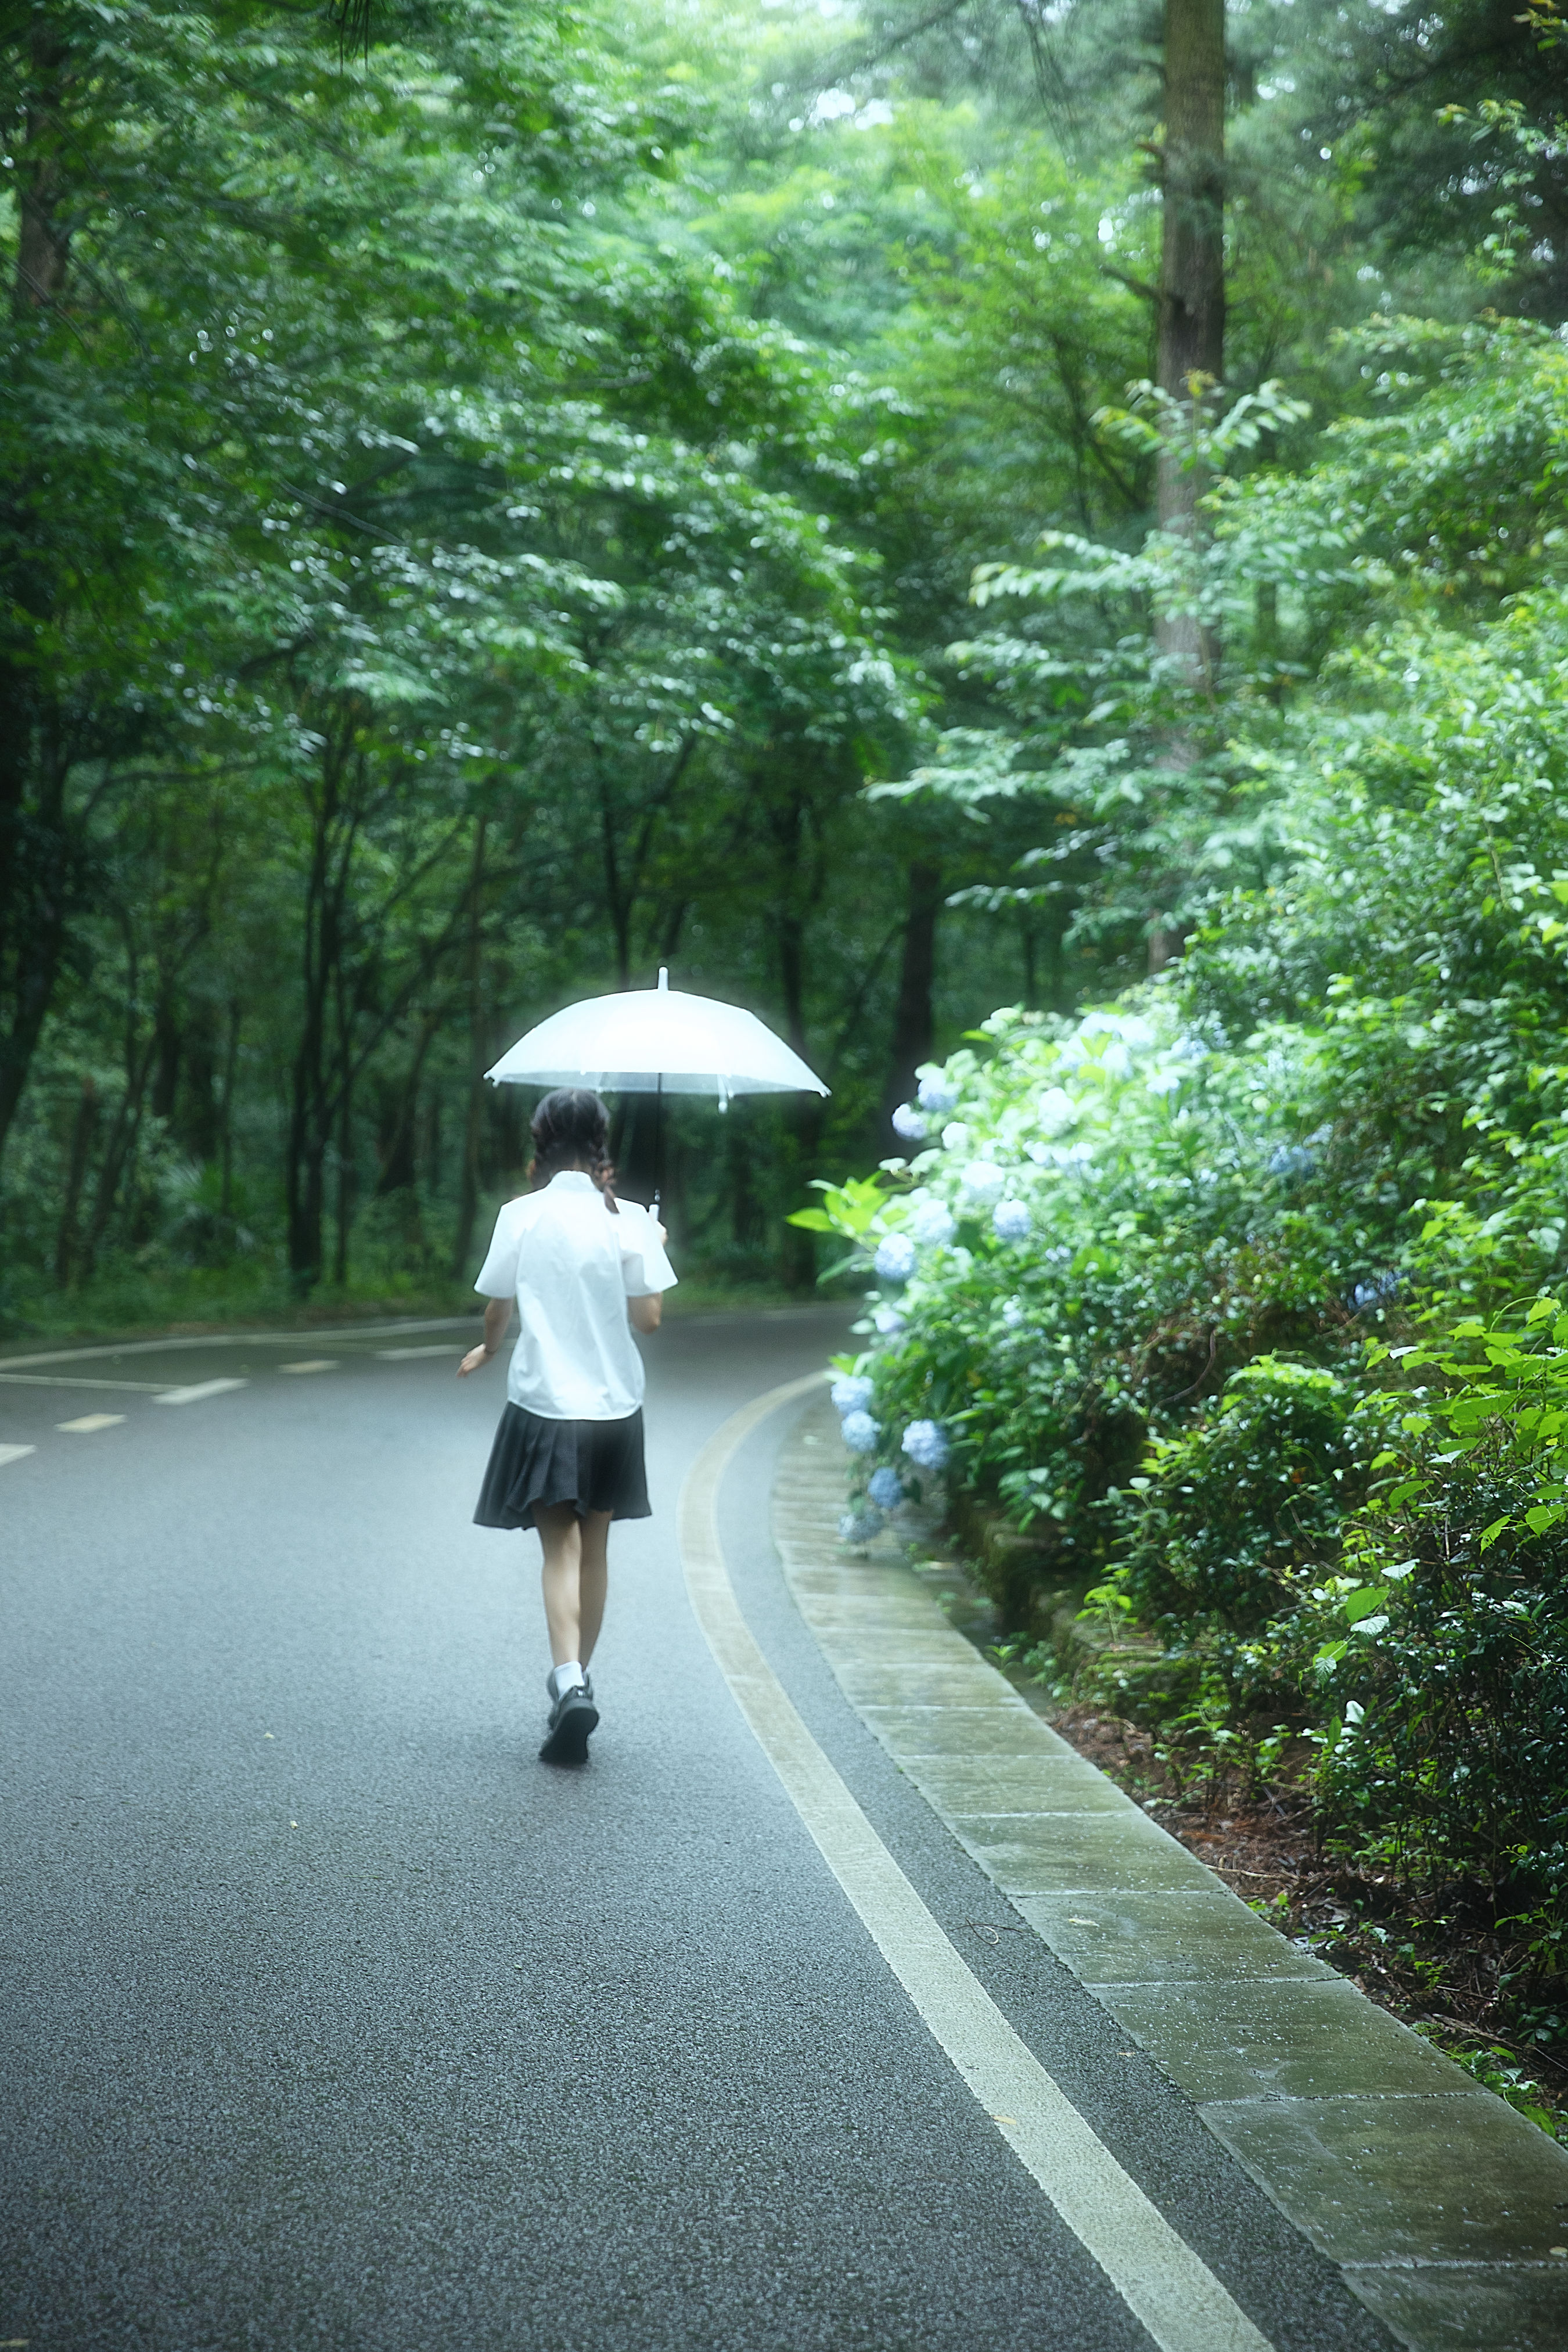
[{"xmin": 548, "ymin": 1170, "xmax": 598, "ymax": 1193}]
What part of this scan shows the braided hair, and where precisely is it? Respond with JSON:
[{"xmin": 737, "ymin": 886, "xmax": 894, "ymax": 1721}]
[{"xmin": 528, "ymin": 1087, "xmax": 619, "ymax": 1213}]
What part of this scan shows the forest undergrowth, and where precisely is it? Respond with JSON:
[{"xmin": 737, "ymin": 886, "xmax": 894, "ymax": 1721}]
[{"xmin": 1052, "ymin": 1703, "xmax": 1566, "ymax": 2137}]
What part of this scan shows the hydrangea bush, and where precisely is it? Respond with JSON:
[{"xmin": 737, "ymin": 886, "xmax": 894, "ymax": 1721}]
[{"xmin": 796, "ymin": 992, "xmax": 1391, "ymax": 1570}]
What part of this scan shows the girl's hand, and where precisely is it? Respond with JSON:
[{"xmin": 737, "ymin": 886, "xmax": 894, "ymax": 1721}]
[{"xmin": 458, "ymin": 1344, "xmax": 491, "ymax": 1378}]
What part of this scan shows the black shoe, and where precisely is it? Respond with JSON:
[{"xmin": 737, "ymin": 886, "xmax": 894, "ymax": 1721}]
[{"xmin": 539, "ymin": 1684, "xmax": 599, "ymax": 1766}]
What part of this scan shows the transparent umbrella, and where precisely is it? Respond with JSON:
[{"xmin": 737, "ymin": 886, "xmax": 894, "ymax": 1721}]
[{"xmin": 485, "ymin": 968, "xmax": 829, "ymax": 1200}]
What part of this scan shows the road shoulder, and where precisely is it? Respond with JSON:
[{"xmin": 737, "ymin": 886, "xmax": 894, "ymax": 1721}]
[{"xmin": 772, "ymin": 1390, "xmax": 1568, "ymax": 2352}]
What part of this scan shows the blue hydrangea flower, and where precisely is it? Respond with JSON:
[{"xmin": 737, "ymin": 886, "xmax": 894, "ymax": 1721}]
[
  {"xmin": 1351, "ymin": 1270, "xmax": 1403, "ymax": 1313},
  {"xmin": 1001, "ymin": 1296, "xmax": 1026, "ymax": 1329},
  {"xmin": 867, "ymin": 1465, "xmax": 905, "ymax": 1511},
  {"xmin": 902, "ymin": 1419, "xmax": 950, "ymax": 1472},
  {"xmin": 993, "ymin": 1198, "xmax": 1031, "ymax": 1242},
  {"xmin": 890, "ymin": 1103, "xmax": 927, "ymax": 1143},
  {"xmin": 872, "ymin": 1302, "xmax": 907, "ymax": 1339},
  {"xmin": 830, "ymin": 1374, "xmax": 875, "ymax": 1417},
  {"xmin": 909, "ymin": 1199, "xmax": 956, "ymax": 1247},
  {"xmin": 1268, "ymin": 1143, "xmax": 1317, "ymax": 1180},
  {"xmin": 959, "ymin": 1160, "xmax": 1006, "ymax": 1206},
  {"xmin": 841, "ymin": 1409, "xmax": 880, "ymax": 1454},
  {"xmin": 917, "ymin": 1074, "xmax": 959, "ymax": 1116},
  {"xmin": 838, "ymin": 1507, "xmax": 883, "ymax": 1545},
  {"xmin": 873, "ymin": 1232, "xmax": 916, "ymax": 1283}
]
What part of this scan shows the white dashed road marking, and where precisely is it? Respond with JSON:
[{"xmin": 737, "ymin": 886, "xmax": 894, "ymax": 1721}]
[
  {"xmin": 278, "ymin": 1360, "xmax": 338, "ymax": 1375},
  {"xmin": 57, "ymin": 1414, "xmax": 127, "ymax": 1434},
  {"xmin": 0, "ymin": 1444, "xmax": 36, "ymax": 1468},
  {"xmin": 154, "ymin": 1379, "xmax": 249, "ymax": 1407},
  {"xmin": 375, "ymin": 1344, "xmax": 465, "ymax": 1360},
  {"xmin": 0, "ymin": 1373, "xmax": 168, "ymax": 1392},
  {"xmin": 0, "ymin": 1317, "xmax": 475, "ymax": 1373},
  {"xmin": 681, "ymin": 1375, "xmax": 1274, "ymax": 2352}
]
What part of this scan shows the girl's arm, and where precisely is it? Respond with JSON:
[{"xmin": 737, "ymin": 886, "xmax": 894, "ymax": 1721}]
[
  {"xmin": 629, "ymin": 1293, "xmax": 661, "ymax": 1334},
  {"xmin": 458, "ymin": 1296, "xmax": 513, "ymax": 1376}
]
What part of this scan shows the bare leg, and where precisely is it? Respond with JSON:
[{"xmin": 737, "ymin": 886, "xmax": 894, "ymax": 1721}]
[
  {"xmin": 537, "ymin": 1505, "xmax": 613, "ymax": 1667},
  {"xmin": 577, "ymin": 1512, "xmax": 611, "ymax": 1665}
]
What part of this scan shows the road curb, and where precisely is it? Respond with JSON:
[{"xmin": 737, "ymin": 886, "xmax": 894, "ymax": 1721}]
[{"xmin": 773, "ymin": 1389, "xmax": 1568, "ymax": 2352}]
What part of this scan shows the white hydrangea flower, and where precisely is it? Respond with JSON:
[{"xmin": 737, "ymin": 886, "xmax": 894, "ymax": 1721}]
[
  {"xmin": 902, "ymin": 1419, "xmax": 951, "ymax": 1472},
  {"xmin": 917, "ymin": 1074, "xmax": 959, "ymax": 1115},
  {"xmin": 873, "ymin": 1233, "xmax": 916, "ymax": 1283},
  {"xmin": 940, "ymin": 1121, "xmax": 971, "ymax": 1153},
  {"xmin": 840, "ymin": 1409, "xmax": 880, "ymax": 1454},
  {"xmin": 908, "ymin": 1198, "xmax": 956, "ymax": 1247},
  {"xmin": 890, "ymin": 1102, "xmax": 927, "ymax": 1142},
  {"xmin": 872, "ymin": 1301, "xmax": 907, "ymax": 1338},
  {"xmin": 992, "ymin": 1198, "xmax": 1031, "ymax": 1240},
  {"xmin": 830, "ymin": 1375, "xmax": 875, "ymax": 1416},
  {"xmin": 959, "ymin": 1160, "xmax": 1006, "ymax": 1205},
  {"xmin": 1001, "ymin": 1296, "xmax": 1026, "ymax": 1328}
]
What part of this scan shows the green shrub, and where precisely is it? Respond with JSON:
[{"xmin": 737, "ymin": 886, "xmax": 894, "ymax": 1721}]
[
  {"xmin": 1302, "ymin": 1441, "xmax": 1568, "ymax": 1912},
  {"xmin": 1107, "ymin": 1355, "xmax": 1369, "ymax": 1635}
]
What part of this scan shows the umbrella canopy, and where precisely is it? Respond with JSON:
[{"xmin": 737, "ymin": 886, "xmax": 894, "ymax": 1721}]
[{"xmin": 485, "ymin": 970, "xmax": 829, "ymax": 1105}]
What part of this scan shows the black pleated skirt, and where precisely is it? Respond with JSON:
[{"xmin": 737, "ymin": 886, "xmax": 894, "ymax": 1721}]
[{"xmin": 473, "ymin": 1402, "xmax": 649, "ymax": 1531}]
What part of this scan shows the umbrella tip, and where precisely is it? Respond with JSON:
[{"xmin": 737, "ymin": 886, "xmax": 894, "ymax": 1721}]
[{"xmin": 657, "ymin": 966, "xmax": 668, "ymax": 991}]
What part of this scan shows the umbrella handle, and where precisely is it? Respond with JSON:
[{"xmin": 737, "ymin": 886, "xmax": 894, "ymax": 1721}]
[{"xmin": 653, "ymin": 1071, "xmax": 663, "ymax": 1217}]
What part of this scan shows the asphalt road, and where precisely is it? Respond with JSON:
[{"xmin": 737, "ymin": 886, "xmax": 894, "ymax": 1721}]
[{"xmin": 0, "ymin": 1309, "xmax": 1393, "ymax": 2352}]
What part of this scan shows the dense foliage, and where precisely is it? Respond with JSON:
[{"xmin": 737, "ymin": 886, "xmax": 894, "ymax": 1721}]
[
  {"xmin": 9, "ymin": 0, "xmax": 1566, "ymax": 1328},
  {"xmin": 803, "ymin": 207, "xmax": 1568, "ymax": 1995}
]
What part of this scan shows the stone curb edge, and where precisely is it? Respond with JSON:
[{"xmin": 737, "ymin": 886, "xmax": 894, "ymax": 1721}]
[{"xmin": 771, "ymin": 1390, "xmax": 1568, "ymax": 2352}]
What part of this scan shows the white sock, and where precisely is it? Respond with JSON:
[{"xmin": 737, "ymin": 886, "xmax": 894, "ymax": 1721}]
[{"xmin": 551, "ymin": 1661, "xmax": 585, "ymax": 1700}]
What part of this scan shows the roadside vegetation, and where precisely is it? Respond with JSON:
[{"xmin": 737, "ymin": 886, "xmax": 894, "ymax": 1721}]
[{"xmin": 805, "ymin": 305, "xmax": 1568, "ymax": 2127}]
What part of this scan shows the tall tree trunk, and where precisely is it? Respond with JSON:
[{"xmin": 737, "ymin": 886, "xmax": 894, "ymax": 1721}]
[
  {"xmin": 13, "ymin": 28, "xmax": 73, "ymax": 316},
  {"xmin": 287, "ymin": 758, "xmax": 343, "ymax": 1292},
  {"xmin": 1156, "ymin": 0, "xmax": 1226, "ymax": 686},
  {"xmin": 596, "ymin": 768, "xmax": 632, "ymax": 990},
  {"xmin": 777, "ymin": 898, "xmax": 824, "ymax": 1292},
  {"xmin": 81, "ymin": 1012, "xmax": 156, "ymax": 1283},
  {"xmin": 150, "ymin": 988, "xmax": 181, "ymax": 1121},
  {"xmin": 218, "ymin": 999, "xmax": 241, "ymax": 1217},
  {"xmin": 880, "ymin": 859, "xmax": 943, "ymax": 1141},
  {"xmin": 333, "ymin": 1069, "xmax": 353, "ymax": 1286},
  {"xmin": 0, "ymin": 741, "xmax": 71, "ymax": 1175},
  {"xmin": 332, "ymin": 939, "xmax": 354, "ymax": 1287},
  {"xmin": 54, "ymin": 1074, "xmax": 98, "ymax": 1287},
  {"xmin": 728, "ymin": 1099, "xmax": 762, "ymax": 1251},
  {"xmin": 182, "ymin": 1005, "xmax": 221, "ymax": 1162},
  {"xmin": 0, "ymin": 35, "xmax": 77, "ymax": 1189},
  {"xmin": 450, "ymin": 817, "xmax": 488, "ymax": 1279}
]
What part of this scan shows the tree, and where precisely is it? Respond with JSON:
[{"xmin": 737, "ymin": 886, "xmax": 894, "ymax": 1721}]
[{"xmin": 1153, "ymin": 0, "xmax": 1225, "ymax": 682}]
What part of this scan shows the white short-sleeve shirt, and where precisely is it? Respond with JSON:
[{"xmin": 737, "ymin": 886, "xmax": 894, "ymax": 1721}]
[{"xmin": 473, "ymin": 1171, "xmax": 677, "ymax": 1421}]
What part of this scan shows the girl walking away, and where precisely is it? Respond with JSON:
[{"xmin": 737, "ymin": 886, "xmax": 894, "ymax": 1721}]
[{"xmin": 459, "ymin": 1088, "xmax": 677, "ymax": 1765}]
